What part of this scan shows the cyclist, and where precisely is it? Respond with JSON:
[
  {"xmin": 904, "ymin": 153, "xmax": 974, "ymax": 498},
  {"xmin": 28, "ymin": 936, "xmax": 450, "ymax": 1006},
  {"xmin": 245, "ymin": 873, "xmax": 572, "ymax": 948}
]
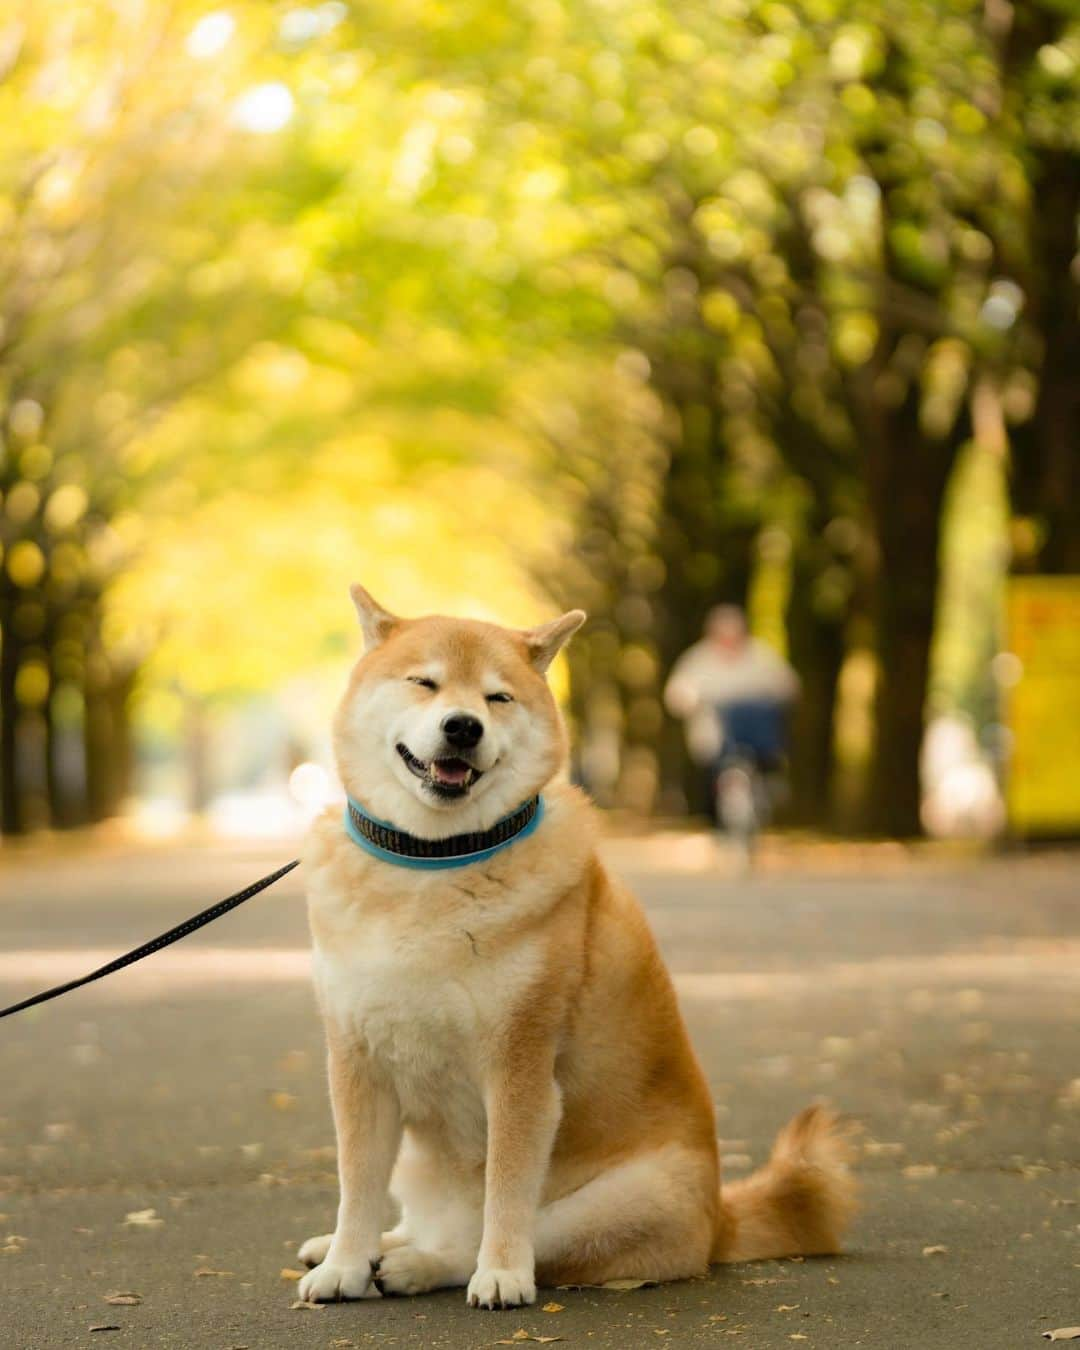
[{"xmin": 663, "ymin": 605, "xmax": 799, "ymax": 852}]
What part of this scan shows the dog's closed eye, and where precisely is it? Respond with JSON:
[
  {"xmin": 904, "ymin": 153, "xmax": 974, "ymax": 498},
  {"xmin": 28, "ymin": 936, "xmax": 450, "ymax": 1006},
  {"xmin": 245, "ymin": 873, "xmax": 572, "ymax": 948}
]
[
  {"xmin": 485, "ymin": 692, "xmax": 514, "ymax": 704},
  {"xmin": 407, "ymin": 676, "xmax": 438, "ymax": 691}
]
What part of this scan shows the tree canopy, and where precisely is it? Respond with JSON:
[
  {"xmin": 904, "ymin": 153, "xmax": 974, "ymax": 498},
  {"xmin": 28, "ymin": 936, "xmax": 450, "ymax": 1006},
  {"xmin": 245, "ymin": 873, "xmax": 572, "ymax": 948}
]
[{"xmin": 1, "ymin": 0, "xmax": 1076, "ymax": 834}]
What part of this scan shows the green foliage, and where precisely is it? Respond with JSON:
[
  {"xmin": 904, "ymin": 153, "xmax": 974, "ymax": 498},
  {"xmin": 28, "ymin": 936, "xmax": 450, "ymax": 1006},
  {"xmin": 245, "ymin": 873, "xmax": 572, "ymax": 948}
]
[{"xmin": 1, "ymin": 0, "xmax": 1076, "ymax": 832}]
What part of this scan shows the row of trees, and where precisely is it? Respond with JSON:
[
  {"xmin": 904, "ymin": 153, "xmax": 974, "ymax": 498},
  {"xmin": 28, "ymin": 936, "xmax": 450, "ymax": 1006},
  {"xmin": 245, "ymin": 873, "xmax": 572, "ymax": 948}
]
[{"xmin": 1, "ymin": 0, "xmax": 1077, "ymax": 836}]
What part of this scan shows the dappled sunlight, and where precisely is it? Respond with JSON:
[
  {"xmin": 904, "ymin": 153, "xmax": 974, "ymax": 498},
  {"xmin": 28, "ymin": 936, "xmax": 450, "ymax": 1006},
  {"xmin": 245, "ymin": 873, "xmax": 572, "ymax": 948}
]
[
  {"xmin": 3, "ymin": 937, "xmax": 1078, "ymax": 1005},
  {"xmin": 0, "ymin": 946, "xmax": 311, "ymax": 996},
  {"xmin": 675, "ymin": 940, "xmax": 1080, "ymax": 1002}
]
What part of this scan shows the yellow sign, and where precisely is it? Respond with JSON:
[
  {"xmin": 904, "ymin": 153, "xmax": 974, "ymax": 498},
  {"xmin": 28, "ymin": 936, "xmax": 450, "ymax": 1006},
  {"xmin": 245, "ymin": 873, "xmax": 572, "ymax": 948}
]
[{"xmin": 1006, "ymin": 576, "xmax": 1080, "ymax": 833}]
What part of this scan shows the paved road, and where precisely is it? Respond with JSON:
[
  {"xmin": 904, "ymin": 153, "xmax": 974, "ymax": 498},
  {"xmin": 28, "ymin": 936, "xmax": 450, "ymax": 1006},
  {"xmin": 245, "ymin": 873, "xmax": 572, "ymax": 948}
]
[{"xmin": 1, "ymin": 839, "xmax": 1078, "ymax": 1349}]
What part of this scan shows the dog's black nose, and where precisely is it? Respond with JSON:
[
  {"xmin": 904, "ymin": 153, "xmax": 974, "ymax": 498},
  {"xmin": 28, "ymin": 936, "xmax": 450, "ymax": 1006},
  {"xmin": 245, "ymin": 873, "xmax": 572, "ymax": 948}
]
[{"xmin": 441, "ymin": 712, "xmax": 484, "ymax": 749}]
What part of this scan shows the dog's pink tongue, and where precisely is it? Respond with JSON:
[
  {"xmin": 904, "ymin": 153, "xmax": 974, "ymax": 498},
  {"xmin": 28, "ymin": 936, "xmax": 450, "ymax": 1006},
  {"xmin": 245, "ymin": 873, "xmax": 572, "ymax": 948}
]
[{"xmin": 432, "ymin": 759, "xmax": 470, "ymax": 785}]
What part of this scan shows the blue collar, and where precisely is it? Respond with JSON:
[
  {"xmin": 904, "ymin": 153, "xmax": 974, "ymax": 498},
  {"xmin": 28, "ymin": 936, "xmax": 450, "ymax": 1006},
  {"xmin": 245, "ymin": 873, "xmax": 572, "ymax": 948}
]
[{"xmin": 344, "ymin": 794, "xmax": 544, "ymax": 870}]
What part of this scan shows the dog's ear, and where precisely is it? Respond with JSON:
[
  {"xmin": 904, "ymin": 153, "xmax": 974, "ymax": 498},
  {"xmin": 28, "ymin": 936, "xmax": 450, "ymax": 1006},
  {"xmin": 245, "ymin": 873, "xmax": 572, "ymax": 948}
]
[
  {"xmin": 521, "ymin": 610, "xmax": 586, "ymax": 674},
  {"xmin": 350, "ymin": 584, "xmax": 399, "ymax": 650}
]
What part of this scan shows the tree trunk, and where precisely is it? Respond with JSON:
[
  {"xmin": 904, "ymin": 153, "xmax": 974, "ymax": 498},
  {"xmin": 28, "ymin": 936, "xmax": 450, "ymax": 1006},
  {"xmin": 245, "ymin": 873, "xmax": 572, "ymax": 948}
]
[
  {"xmin": 629, "ymin": 339, "xmax": 759, "ymax": 814},
  {"xmin": 83, "ymin": 682, "xmax": 114, "ymax": 824},
  {"xmin": 0, "ymin": 581, "xmax": 21, "ymax": 835},
  {"xmin": 1011, "ymin": 147, "xmax": 1080, "ymax": 574},
  {"xmin": 784, "ymin": 540, "xmax": 847, "ymax": 828},
  {"xmin": 864, "ymin": 413, "xmax": 960, "ymax": 836}
]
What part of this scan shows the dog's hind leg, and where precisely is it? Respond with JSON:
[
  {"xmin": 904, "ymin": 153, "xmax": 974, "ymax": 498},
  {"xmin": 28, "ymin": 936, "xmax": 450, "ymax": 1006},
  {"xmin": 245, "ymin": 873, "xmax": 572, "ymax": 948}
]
[
  {"xmin": 298, "ymin": 1232, "xmax": 333, "ymax": 1268},
  {"xmin": 373, "ymin": 1145, "xmax": 484, "ymax": 1296},
  {"xmin": 533, "ymin": 1145, "xmax": 716, "ymax": 1288},
  {"xmin": 375, "ymin": 1242, "xmax": 475, "ymax": 1296},
  {"xmin": 299, "ymin": 1226, "xmax": 408, "ymax": 1269}
]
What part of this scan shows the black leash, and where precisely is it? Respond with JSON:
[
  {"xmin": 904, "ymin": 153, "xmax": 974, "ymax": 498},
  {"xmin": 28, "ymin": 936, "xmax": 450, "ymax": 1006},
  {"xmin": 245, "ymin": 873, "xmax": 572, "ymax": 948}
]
[{"xmin": 0, "ymin": 857, "xmax": 300, "ymax": 1021}]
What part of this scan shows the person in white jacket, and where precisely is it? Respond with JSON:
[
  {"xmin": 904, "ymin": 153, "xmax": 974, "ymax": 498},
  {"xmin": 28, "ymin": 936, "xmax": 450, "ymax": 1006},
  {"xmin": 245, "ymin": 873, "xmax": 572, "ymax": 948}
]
[{"xmin": 664, "ymin": 605, "xmax": 799, "ymax": 822}]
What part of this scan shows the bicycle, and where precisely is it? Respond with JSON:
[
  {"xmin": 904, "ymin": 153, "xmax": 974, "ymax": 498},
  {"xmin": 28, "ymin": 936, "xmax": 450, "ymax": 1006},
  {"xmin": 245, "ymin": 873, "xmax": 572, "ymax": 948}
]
[{"xmin": 711, "ymin": 700, "xmax": 789, "ymax": 868}]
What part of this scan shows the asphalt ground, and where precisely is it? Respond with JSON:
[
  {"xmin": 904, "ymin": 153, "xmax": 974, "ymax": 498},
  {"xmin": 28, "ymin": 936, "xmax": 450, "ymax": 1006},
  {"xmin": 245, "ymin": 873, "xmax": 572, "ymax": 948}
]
[{"xmin": 1, "ymin": 838, "xmax": 1078, "ymax": 1349}]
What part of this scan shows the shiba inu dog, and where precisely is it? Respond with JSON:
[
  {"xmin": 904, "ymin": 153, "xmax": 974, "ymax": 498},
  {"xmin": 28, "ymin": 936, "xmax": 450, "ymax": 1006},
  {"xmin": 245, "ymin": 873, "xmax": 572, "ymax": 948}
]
[{"xmin": 296, "ymin": 587, "xmax": 856, "ymax": 1309}]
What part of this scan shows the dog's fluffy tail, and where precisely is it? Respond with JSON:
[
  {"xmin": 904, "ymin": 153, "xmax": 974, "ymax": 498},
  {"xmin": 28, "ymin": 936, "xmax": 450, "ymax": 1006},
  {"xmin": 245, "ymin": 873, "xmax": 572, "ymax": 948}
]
[{"xmin": 712, "ymin": 1105, "xmax": 858, "ymax": 1264}]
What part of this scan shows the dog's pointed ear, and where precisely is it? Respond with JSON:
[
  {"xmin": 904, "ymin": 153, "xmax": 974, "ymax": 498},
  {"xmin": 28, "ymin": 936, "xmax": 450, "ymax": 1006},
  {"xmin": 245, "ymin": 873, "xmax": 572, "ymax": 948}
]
[
  {"xmin": 521, "ymin": 609, "xmax": 586, "ymax": 674},
  {"xmin": 350, "ymin": 584, "xmax": 399, "ymax": 650}
]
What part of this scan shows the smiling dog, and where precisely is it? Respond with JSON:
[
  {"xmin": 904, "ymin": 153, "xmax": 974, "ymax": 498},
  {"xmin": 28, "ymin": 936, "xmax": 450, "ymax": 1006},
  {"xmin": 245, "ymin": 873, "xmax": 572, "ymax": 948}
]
[{"xmin": 297, "ymin": 587, "xmax": 856, "ymax": 1309}]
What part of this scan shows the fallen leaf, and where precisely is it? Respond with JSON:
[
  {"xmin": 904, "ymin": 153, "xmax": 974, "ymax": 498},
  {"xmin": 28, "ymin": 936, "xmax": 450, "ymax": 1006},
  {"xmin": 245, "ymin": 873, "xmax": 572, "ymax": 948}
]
[
  {"xmin": 279, "ymin": 1267, "xmax": 305, "ymax": 1280},
  {"xmin": 289, "ymin": 1299, "xmax": 324, "ymax": 1311},
  {"xmin": 542, "ymin": 1302, "xmax": 564, "ymax": 1313},
  {"xmin": 103, "ymin": 1292, "xmax": 141, "ymax": 1306},
  {"xmin": 863, "ymin": 1140, "xmax": 904, "ymax": 1158},
  {"xmin": 922, "ymin": 1245, "xmax": 948, "ymax": 1257},
  {"xmin": 777, "ymin": 1303, "xmax": 800, "ymax": 1312},
  {"xmin": 193, "ymin": 1267, "xmax": 233, "ymax": 1278},
  {"xmin": 123, "ymin": 1208, "xmax": 163, "ymax": 1228},
  {"xmin": 1043, "ymin": 1332, "xmax": 1080, "ymax": 1342}
]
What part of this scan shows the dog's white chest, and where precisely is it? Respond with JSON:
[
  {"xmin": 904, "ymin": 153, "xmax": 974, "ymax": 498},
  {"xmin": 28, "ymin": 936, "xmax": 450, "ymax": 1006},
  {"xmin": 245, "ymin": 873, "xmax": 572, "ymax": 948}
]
[{"xmin": 312, "ymin": 919, "xmax": 531, "ymax": 1152}]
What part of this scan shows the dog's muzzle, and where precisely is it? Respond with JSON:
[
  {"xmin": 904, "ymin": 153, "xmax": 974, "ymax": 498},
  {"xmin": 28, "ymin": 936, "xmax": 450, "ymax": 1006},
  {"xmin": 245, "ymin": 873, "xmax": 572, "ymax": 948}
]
[{"xmin": 396, "ymin": 742, "xmax": 484, "ymax": 798}]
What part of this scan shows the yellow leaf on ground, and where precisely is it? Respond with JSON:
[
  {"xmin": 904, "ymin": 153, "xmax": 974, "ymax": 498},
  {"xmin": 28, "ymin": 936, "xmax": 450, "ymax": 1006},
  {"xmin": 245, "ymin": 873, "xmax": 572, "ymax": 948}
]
[
  {"xmin": 542, "ymin": 1302, "xmax": 564, "ymax": 1313},
  {"xmin": 279, "ymin": 1267, "xmax": 305, "ymax": 1280},
  {"xmin": 123, "ymin": 1209, "xmax": 163, "ymax": 1228},
  {"xmin": 1043, "ymin": 1332, "xmax": 1080, "ymax": 1342}
]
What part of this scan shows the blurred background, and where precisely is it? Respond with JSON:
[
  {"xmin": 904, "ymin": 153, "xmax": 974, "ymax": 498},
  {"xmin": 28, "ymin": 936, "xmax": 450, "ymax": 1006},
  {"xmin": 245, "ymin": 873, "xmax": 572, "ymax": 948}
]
[{"xmin": 1, "ymin": 0, "xmax": 1078, "ymax": 846}]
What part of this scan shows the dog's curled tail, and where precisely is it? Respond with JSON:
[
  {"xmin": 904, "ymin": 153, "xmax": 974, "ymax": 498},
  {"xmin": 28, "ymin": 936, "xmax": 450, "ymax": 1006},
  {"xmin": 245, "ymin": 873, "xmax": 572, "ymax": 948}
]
[{"xmin": 712, "ymin": 1104, "xmax": 858, "ymax": 1264}]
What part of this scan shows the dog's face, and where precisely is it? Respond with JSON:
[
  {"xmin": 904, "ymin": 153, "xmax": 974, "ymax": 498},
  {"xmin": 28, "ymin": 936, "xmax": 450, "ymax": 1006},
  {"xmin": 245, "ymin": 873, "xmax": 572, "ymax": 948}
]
[{"xmin": 333, "ymin": 587, "xmax": 585, "ymax": 838}]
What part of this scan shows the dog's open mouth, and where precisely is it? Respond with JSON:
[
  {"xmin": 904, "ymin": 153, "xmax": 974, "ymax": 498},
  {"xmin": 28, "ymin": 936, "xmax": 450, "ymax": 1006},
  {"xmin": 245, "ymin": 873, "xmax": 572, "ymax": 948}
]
[{"xmin": 396, "ymin": 743, "xmax": 484, "ymax": 798}]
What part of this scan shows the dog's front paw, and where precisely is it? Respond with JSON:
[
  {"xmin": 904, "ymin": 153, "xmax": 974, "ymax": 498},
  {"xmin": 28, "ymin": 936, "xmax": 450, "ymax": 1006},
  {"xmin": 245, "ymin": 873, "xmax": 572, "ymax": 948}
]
[
  {"xmin": 297, "ymin": 1232, "xmax": 334, "ymax": 1268},
  {"xmin": 298, "ymin": 1257, "xmax": 381, "ymax": 1303},
  {"xmin": 466, "ymin": 1265, "xmax": 536, "ymax": 1310}
]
